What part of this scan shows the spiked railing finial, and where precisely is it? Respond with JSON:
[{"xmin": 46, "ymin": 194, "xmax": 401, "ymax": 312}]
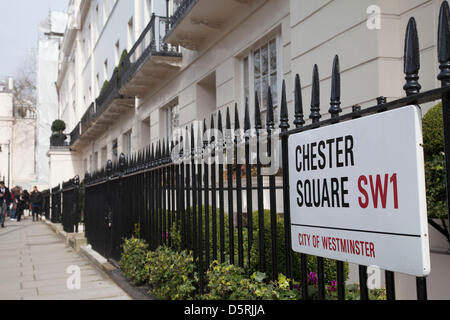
[
  {"xmin": 294, "ymin": 74, "xmax": 305, "ymax": 128},
  {"xmin": 234, "ymin": 103, "xmax": 241, "ymax": 144},
  {"xmin": 329, "ymin": 55, "xmax": 342, "ymax": 117},
  {"xmin": 404, "ymin": 17, "xmax": 421, "ymax": 96},
  {"xmin": 279, "ymin": 80, "xmax": 289, "ymax": 131},
  {"xmin": 244, "ymin": 98, "xmax": 251, "ymax": 132},
  {"xmin": 255, "ymin": 92, "xmax": 262, "ymax": 130},
  {"xmin": 310, "ymin": 64, "xmax": 321, "ymax": 123},
  {"xmin": 438, "ymin": 1, "xmax": 450, "ymax": 84}
]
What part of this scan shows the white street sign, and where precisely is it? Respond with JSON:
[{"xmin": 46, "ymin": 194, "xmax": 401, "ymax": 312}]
[{"xmin": 288, "ymin": 106, "xmax": 430, "ymax": 277}]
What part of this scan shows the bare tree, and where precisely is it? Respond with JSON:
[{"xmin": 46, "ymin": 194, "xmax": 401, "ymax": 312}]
[{"xmin": 13, "ymin": 50, "xmax": 37, "ymax": 119}]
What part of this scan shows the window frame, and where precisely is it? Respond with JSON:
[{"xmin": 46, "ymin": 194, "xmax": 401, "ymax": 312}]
[{"xmin": 241, "ymin": 34, "xmax": 282, "ymax": 128}]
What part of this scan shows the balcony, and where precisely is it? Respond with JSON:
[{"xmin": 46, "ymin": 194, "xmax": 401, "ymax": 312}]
[
  {"xmin": 70, "ymin": 70, "xmax": 134, "ymax": 150},
  {"xmin": 165, "ymin": 0, "xmax": 261, "ymax": 50},
  {"xmin": 80, "ymin": 102, "xmax": 95, "ymax": 132},
  {"xmin": 119, "ymin": 14, "xmax": 182, "ymax": 97},
  {"xmin": 70, "ymin": 122, "xmax": 81, "ymax": 147}
]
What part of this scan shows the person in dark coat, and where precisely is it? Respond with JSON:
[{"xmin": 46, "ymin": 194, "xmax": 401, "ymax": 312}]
[
  {"xmin": 30, "ymin": 186, "xmax": 43, "ymax": 222},
  {"xmin": 0, "ymin": 181, "xmax": 12, "ymax": 228},
  {"xmin": 16, "ymin": 189, "xmax": 26, "ymax": 222}
]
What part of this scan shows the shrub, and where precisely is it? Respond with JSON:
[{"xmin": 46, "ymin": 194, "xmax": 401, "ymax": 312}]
[
  {"xmin": 119, "ymin": 225, "xmax": 150, "ymax": 286},
  {"xmin": 51, "ymin": 120, "xmax": 66, "ymax": 133},
  {"xmin": 117, "ymin": 49, "xmax": 129, "ymax": 80},
  {"xmin": 422, "ymin": 103, "xmax": 448, "ymax": 219},
  {"xmin": 100, "ymin": 80, "xmax": 109, "ymax": 95},
  {"xmin": 202, "ymin": 261, "xmax": 300, "ymax": 300},
  {"xmin": 146, "ymin": 246, "xmax": 198, "ymax": 300},
  {"xmin": 250, "ymin": 210, "xmax": 349, "ymax": 283},
  {"xmin": 425, "ymin": 153, "xmax": 448, "ymax": 218},
  {"xmin": 422, "ymin": 102, "xmax": 444, "ymax": 158}
]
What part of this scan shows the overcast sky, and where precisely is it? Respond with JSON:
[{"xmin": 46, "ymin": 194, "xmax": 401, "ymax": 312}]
[{"xmin": 0, "ymin": 0, "xmax": 69, "ymax": 78}]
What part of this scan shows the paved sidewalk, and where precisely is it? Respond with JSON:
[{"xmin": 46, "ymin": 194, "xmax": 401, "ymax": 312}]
[{"xmin": 0, "ymin": 216, "xmax": 131, "ymax": 300}]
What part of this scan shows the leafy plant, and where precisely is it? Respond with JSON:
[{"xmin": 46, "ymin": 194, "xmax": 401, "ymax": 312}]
[
  {"xmin": 145, "ymin": 246, "xmax": 198, "ymax": 300},
  {"xmin": 425, "ymin": 153, "xmax": 448, "ymax": 218},
  {"xmin": 422, "ymin": 103, "xmax": 448, "ymax": 219},
  {"xmin": 51, "ymin": 120, "xmax": 66, "ymax": 133},
  {"xmin": 423, "ymin": 102, "xmax": 444, "ymax": 158},
  {"xmin": 249, "ymin": 210, "xmax": 348, "ymax": 283},
  {"xmin": 202, "ymin": 261, "xmax": 300, "ymax": 300},
  {"xmin": 119, "ymin": 224, "xmax": 150, "ymax": 286},
  {"xmin": 100, "ymin": 80, "xmax": 109, "ymax": 95},
  {"xmin": 117, "ymin": 49, "xmax": 129, "ymax": 80}
]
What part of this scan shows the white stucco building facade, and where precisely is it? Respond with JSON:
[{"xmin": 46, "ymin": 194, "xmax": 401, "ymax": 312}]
[
  {"xmin": 0, "ymin": 78, "xmax": 37, "ymax": 190},
  {"xmin": 52, "ymin": 0, "xmax": 449, "ymax": 299}
]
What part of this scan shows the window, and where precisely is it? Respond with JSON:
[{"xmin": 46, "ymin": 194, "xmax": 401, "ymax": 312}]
[
  {"xmin": 141, "ymin": 117, "xmax": 151, "ymax": 148},
  {"xmin": 94, "ymin": 152, "xmax": 99, "ymax": 171},
  {"xmin": 123, "ymin": 130, "xmax": 132, "ymax": 156},
  {"xmin": 163, "ymin": 100, "xmax": 179, "ymax": 142},
  {"xmin": 243, "ymin": 37, "xmax": 279, "ymax": 127},
  {"xmin": 103, "ymin": 0, "xmax": 108, "ymax": 25},
  {"xmin": 112, "ymin": 139, "xmax": 118, "ymax": 162},
  {"xmin": 95, "ymin": 5, "xmax": 99, "ymax": 40},
  {"xmin": 145, "ymin": 0, "xmax": 153, "ymax": 24},
  {"xmin": 96, "ymin": 73, "xmax": 100, "ymax": 96},
  {"xmin": 115, "ymin": 40, "xmax": 120, "ymax": 65},
  {"xmin": 101, "ymin": 146, "xmax": 107, "ymax": 167},
  {"xmin": 127, "ymin": 17, "xmax": 134, "ymax": 51},
  {"xmin": 104, "ymin": 59, "xmax": 108, "ymax": 81},
  {"xmin": 165, "ymin": 106, "xmax": 174, "ymax": 141}
]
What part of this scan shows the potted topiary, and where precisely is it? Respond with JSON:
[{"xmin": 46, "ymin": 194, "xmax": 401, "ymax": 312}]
[
  {"xmin": 50, "ymin": 119, "xmax": 67, "ymax": 146},
  {"xmin": 422, "ymin": 102, "xmax": 450, "ymax": 250}
]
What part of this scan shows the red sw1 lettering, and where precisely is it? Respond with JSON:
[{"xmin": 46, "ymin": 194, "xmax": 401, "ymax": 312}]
[{"xmin": 358, "ymin": 173, "xmax": 399, "ymax": 209}]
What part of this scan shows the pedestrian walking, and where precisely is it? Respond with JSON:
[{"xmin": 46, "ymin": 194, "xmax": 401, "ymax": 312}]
[
  {"xmin": 23, "ymin": 190, "xmax": 30, "ymax": 218},
  {"xmin": 16, "ymin": 189, "xmax": 26, "ymax": 222},
  {"xmin": 10, "ymin": 187, "xmax": 19, "ymax": 221},
  {"xmin": 30, "ymin": 186, "xmax": 43, "ymax": 222},
  {"xmin": 0, "ymin": 181, "xmax": 12, "ymax": 228}
]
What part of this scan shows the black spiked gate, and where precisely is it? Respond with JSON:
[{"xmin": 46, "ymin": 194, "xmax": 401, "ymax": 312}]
[{"xmin": 76, "ymin": 5, "xmax": 450, "ymax": 301}]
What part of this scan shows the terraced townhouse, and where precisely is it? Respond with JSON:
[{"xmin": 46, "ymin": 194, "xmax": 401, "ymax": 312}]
[{"xmin": 53, "ymin": 0, "xmax": 442, "ymax": 183}]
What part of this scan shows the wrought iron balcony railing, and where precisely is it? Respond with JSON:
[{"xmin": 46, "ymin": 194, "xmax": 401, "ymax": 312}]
[
  {"xmin": 80, "ymin": 102, "xmax": 96, "ymax": 132},
  {"xmin": 95, "ymin": 68, "xmax": 121, "ymax": 119},
  {"xmin": 119, "ymin": 14, "xmax": 181, "ymax": 89},
  {"xmin": 70, "ymin": 122, "xmax": 81, "ymax": 146},
  {"xmin": 170, "ymin": 0, "xmax": 198, "ymax": 30}
]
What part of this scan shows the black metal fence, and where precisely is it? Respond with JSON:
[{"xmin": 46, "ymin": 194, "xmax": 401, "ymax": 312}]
[
  {"xmin": 42, "ymin": 189, "xmax": 51, "ymax": 220},
  {"xmin": 67, "ymin": 2, "xmax": 450, "ymax": 300},
  {"xmin": 61, "ymin": 177, "xmax": 81, "ymax": 233},
  {"xmin": 51, "ymin": 185, "xmax": 61, "ymax": 224}
]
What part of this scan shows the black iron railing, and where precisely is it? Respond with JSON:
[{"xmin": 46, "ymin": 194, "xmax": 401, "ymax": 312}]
[
  {"xmin": 54, "ymin": 1, "xmax": 450, "ymax": 301},
  {"xmin": 95, "ymin": 69, "xmax": 121, "ymax": 119},
  {"xmin": 119, "ymin": 14, "xmax": 181, "ymax": 90},
  {"xmin": 170, "ymin": 0, "xmax": 198, "ymax": 30},
  {"xmin": 81, "ymin": 102, "xmax": 96, "ymax": 132},
  {"xmin": 51, "ymin": 185, "xmax": 61, "ymax": 224},
  {"xmin": 42, "ymin": 189, "xmax": 51, "ymax": 220},
  {"xmin": 62, "ymin": 176, "xmax": 81, "ymax": 233},
  {"xmin": 70, "ymin": 122, "xmax": 81, "ymax": 146}
]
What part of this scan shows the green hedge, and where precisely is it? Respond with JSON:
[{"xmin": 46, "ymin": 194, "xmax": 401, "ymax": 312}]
[
  {"xmin": 423, "ymin": 103, "xmax": 448, "ymax": 219},
  {"xmin": 166, "ymin": 207, "xmax": 348, "ymax": 285},
  {"xmin": 119, "ymin": 226, "xmax": 150, "ymax": 286}
]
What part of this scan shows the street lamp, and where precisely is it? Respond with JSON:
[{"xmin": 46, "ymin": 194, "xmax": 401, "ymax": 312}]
[{"xmin": 0, "ymin": 141, "xmax": 11, "ymax": 189}]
